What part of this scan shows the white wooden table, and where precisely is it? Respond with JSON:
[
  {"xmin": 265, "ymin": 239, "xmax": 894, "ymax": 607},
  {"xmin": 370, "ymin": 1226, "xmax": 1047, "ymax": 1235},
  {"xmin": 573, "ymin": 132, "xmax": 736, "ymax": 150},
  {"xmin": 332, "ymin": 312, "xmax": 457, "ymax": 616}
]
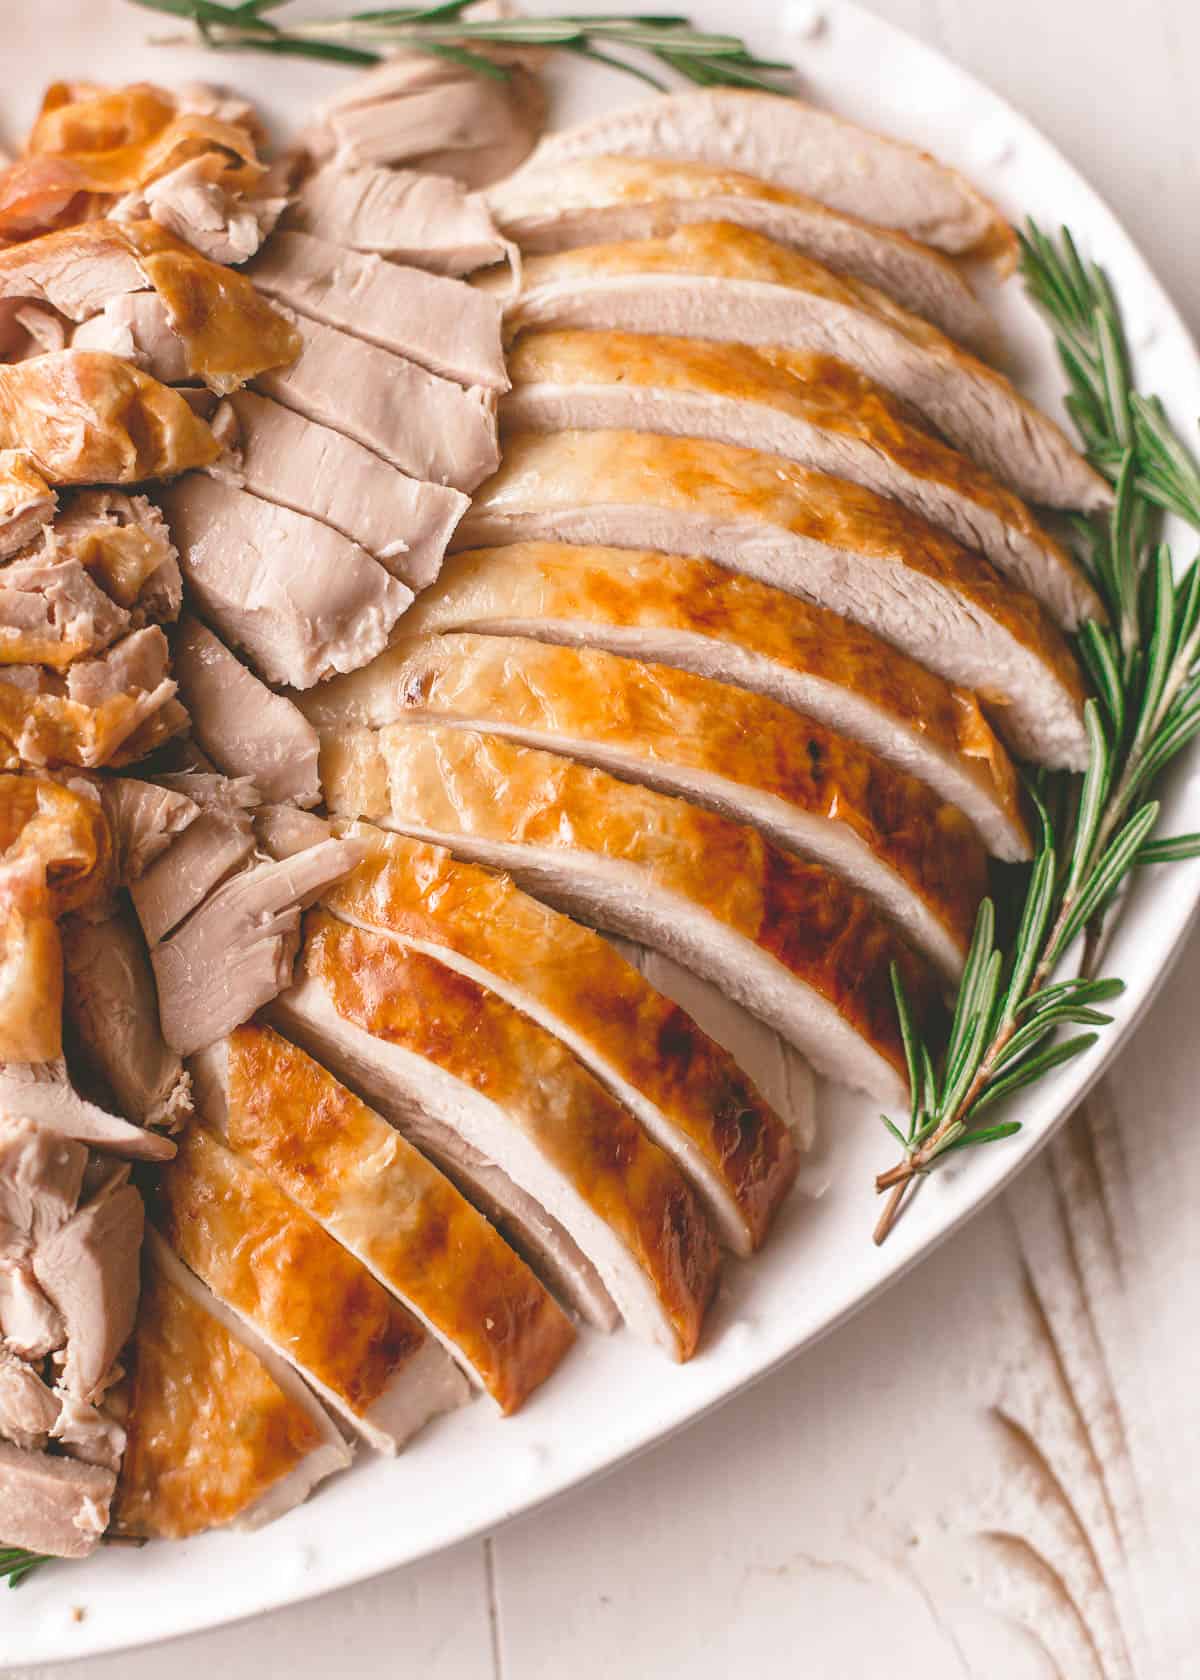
[{"xmin": 12, "ymin": 3, "xmax": 1200, "ymax": 1674}]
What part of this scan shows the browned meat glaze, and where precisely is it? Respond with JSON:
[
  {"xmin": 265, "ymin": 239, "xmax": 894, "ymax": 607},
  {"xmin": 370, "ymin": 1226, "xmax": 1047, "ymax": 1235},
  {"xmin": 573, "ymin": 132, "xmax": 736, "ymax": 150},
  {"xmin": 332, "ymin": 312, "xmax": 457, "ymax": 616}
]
[
  {"xmin": 113, "ymin": 1231, "xmax": 350, "ymax": 1540},
  {"xmin": 199, "ymin": 1024, "xmax": 577, "ymax": 1414},
  {"xmin": 0, "ymin": 351, "xmax": 219, "ymax": 485},
  {"xmin": 320, "ymin": 827, "xmax": 798, "ymax": 1254},
  {"xmin": 0, "ymin": 81, "xmax": 264, "ymax": 244},
  {"xmin": 301, "ymin": 911, "xmax": 722, "ymax": 1361},
  {"xmin": 150, "ymin": 1123, "xmax": 468, "ymax": 1453}
]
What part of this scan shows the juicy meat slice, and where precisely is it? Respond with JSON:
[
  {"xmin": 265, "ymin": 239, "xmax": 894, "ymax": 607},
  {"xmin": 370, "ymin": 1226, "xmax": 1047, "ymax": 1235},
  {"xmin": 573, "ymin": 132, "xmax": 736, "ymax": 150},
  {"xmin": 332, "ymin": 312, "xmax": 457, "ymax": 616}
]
[
  {"xmin": 0, "ymin": 550, "xmax": 129, "ymax": 669},
  {"xmin": 610, "ymin": 936, "xmax": 818, "ymax": 1152},
  {"xmin": 0, "ymin": 1062, "xmax": 174, "ymax": 1161},
  {"xmin": 193, "ymin": 1025, "xmax": 575, "ymax": 1413},
  {"xmin": 247, "ymin": 231, "xmax": 508, "ymax": 391},
  {"xmin": 0, "ymin": 1437, "xmax": 114, "ymax": 1557},
  {"xmin": 501, "ymin": 332, "xmax": 1100, "ymax": 630},
  {"xmin": 257, "ymin": 313, "xmax": 500, "ymax": 493},
  {"xmin": 288, "ymin": 912, "xmax": 720, "ymax": 1361},
  {"xmin": 114, "ymin": 1230, "xmax": 351, "ymax": 1540},
  {"xmin": 0, "ymin": 350, "xmax": 219, "ymax": 485},
  {"xmin": 488, "ymin": 157, "xmax": 998, "ymax": 356},
  {"xmin": 214, "ymin": 393, "xmax": 467, "ymax": 589},
  {"xmin": 272, "ymin": 977, "xmax": 618, "ymax": 1333},
  {"xmin": 151, "ymin": 836, "xmax": 366, "ymax": 1056},
  {"xmin": 173, "ymin": 614, "xmax": 321, "ymax": 808},
  {"xmin": 96, "ymin": 774, "xmax": 198, "ymax": 884},
  {"xmin": 62, "ymin": 909, "xmax": 192, "ymax": 1133},
  {"xmin": 130, "ymin": 799, "xmax": 256, "ymax": 948},
  {"xmin": 319, "ymin": 725, "xmax": 942, "ymax": 1104},
  {"xmin": 306, "ymin": 50, "xmax": 546, "ymax": 189},
  {"xmin": 32, "ymin": 1171, "xmax": 144, "ymax": 1402},
  {"xmin": 492, "ymin": 225, "xmax": 1110, "ymax": 512},
  {"xmin": 306, "ymin": 633, "xmax": 986, "ymax": 981},
  {"xmin": 0, "ymin": 220, "xmax": 146, "ymax": 320},
  {"xmin": 407, "ymin": 544, "xmax": 1030, "ymax": 861},
  {"xmin": 0, "ymin": 1261, "xmax": 64, "ymax": 1362},
  {"xmin": 114, "ymin": 155, "xmax": 286, "ymax": 266},
  {"xmin": 160, "ymin": 476, "xmax": 412, "ymax": 689},
  {"xmin": 526, "ymin": 89, "xmax": 1016, "ymax": 265},
  {"xmin": 152, "ymin": 1124, "xmax": 467, "ymax": 1454},
  {"xmin": 457, "ymin": 430, "xmax": 1090, "ymax": 770},
  {"xmin": 0, "ymin": 1114, "xmax": 87, "ymax": 1251},
  {"xmin": 321, "ymin": 827, "xmax": 797, "ymax": 1254},
  {"xmin": 290, "ymin": 163, "xmax": 512, "ymax": 275},
  {"xmin": 0, "ymin": 451, "xmax": 55, "ymax": 561},
  {"xmin": 73, "ymin": 291, "xmax": 190, "ymax": 381},
  {"xmin": 0, "ymin": 1344, "xmax": 60, "ymax": 1451}
]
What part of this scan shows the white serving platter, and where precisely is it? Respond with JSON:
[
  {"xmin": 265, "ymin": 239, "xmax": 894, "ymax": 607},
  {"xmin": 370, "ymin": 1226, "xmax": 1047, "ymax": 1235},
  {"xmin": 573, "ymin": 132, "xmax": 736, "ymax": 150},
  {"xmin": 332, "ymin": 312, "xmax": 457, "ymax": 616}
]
[{"xmin": 5, "ymin": 0, "xmax": 1200, "ymax": 1663}]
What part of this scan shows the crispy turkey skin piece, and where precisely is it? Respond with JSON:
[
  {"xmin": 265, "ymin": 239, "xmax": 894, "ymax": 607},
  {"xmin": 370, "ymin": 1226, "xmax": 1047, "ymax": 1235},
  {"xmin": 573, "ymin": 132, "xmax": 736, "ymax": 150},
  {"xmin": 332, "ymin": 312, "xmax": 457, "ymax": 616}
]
[
  {"xmin": 295, "ymin": 912, "xmax": 721, "ymax": 1361},
  {"xmin": 193, "ymin": 1024, "xmax": 576, "ymax": 1414},
  {"xmin": 0, "ymin": 351, "xmax": 219, "ymax": 485},
  {"xmin": 318, "ymin": 724, "xmax": 943, "ymax": 1107},
  {"xmin": 319, "ymin": 826, "xmax": 798, "ymax": 1254},
  {"xmin": 302, "ymin": 632, "xmax": 988, "ymax": 982},
  {"xmin": 405, "ymin": 543, "xmax": 1029, "ymax": 862},
  {"xmin": 456, "ymin": 429, "xmax": 1090, "ymax": 771}
]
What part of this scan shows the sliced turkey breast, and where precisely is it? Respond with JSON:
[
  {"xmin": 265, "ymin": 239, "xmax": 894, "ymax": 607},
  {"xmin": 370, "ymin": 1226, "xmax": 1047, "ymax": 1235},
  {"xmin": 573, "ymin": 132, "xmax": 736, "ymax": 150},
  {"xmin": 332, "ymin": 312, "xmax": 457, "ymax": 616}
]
[
  {"xmin": 152, "ymin": 1124, "xmax": 467, "ymax": 1454},
  {"xmin": 305, "ymin": 634, "xmax": 984, "ymax": 981},
  {"xmin": 608, "ymin": 937, "xmax": 818, "ymax": 1153},
  {"xmin": 319, "ymin": 726, "xmax": 942, "ymax": 1105},
  {"xmin": 272, "ymin": 975, "xmax": 619, "ymax": 1333},
  {"xmin": 214, "ymin": 393, "xmax": 466, "ymax": 590},
  {"xmin": 0, "ymin": 221, "xmax": 301, "ymax": 395},
  {"xmin": 257, "ymin": 314, "xmax": 499, "ymax": 492},
  {"xmin": 160, "ymin": 476, "xmax": 412, "ymax": 689},
  {"xmin": 406, "ymin": 545, "xmax": 1029, "ymax": 860},
  {"xmin": 0, "ymin": 1438, "xmax": 114, "ymax": 1557},
  {"xmin": 457, "ymin": 431, "xmax": 1089, "ymax": 769},
  {"xmin": 130, "ymin": 789, "xmax": 256, "ymax": 948},
  {"xmin": 319, "ymin": 826, "xmax": 797, "ymax": 1254},
  {"xmin": 62, "ymin": 909, "xmax": 191, "ymax": 1133},
  {"xmin": 31, "ymin": 1168, "xmax": 143, "ymax": 1404},
  {"xmin": 193, "ymin": 1025, "xmax": 576, "ymax": 1413},
  {"xmin": 501, "ymin": 333, "xmax": 1100, "ymax": 629},
  {"xmin": 0, "ymin": 451, "xmax": 54, "ymax": 560},
  {"xmin": 291, "ymin": 163, "xmax": 512, "ymax": 276},
  {"xmin": 487, "ymin": 157, "xmax": 998, "ymax": 356},
  {"xmin": 489, "ymin": 225, "xmax": 1109, "ymax": 512},
  {"xmin": 247, "ymin": 232, "xmax": 508, "ymax": 391},
  {"xmin": 173, "ymin": 615, "xmax": 320, "ymax": 809},
  {"xmin": 114, "ymin": 1229, "xmax": 351, "ymax": 1540},
  {"xmin": 0, "ymin": 1063, "xmax": 175, "ymax": 1161},
  {"xmin": 305, "ymin": 49, "xmax": 546, "ymax": 190},
  {"xmin": 151, "ymin": 836, "xmax": 366, "ymax": 1057},
  {"xmin": 283, "ymin": 911, "xmax": 719, "ymax": 1361},
  {"xmin": 0, "ymin": 350, "xmax": 220, "ymax": 485},
  {"xmin": 525, "ymin": 89, "xmax": 1016, "ymax": 265},
  {"xmin": 96, "ymin": 775, "xmax": 198, "ymax": 885}
]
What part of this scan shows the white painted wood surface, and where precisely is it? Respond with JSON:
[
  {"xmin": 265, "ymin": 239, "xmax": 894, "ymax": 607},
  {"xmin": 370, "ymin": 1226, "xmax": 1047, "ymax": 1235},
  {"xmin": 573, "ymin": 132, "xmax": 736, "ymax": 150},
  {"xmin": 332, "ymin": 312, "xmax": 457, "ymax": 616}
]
[{"xmin": 8, "ymin": 2, "xmax": 1200, "ymax": 1675}]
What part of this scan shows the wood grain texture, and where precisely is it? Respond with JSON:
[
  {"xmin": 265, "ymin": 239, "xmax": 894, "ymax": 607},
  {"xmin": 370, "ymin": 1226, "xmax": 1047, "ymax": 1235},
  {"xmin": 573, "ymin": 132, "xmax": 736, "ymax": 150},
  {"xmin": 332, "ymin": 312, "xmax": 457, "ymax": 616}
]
[{"xmin": 15, "ymin": 2, "xmax": 1200, "ymax": 1675}]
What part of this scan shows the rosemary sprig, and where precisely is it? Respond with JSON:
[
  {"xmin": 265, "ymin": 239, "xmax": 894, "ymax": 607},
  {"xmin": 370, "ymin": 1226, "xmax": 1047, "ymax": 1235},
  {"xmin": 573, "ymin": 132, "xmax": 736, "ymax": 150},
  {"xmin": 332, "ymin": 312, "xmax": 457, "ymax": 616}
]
[
  {"xmin": 0, "ymin": 1547, "xmax": 50, "ymax": 1588},
  {"xmin": 128, "ymin": 0, "xmax": 795, "ymax": 91},
  {"xmin": 873, "ymin": 221, "xmax": 1200, "ymax": 1245}
]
